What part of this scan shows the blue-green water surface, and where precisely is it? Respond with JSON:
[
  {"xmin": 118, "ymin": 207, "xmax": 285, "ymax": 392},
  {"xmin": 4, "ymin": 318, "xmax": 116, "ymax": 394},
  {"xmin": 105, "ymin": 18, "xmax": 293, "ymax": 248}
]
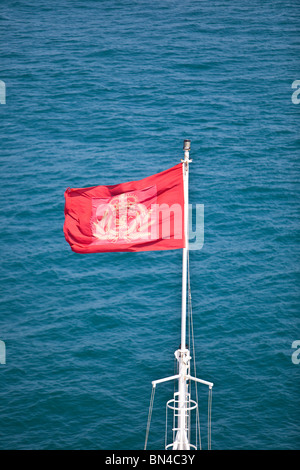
[{"xmin": 0, "ymin": 0, "xmax": 299, "ymax": 450}]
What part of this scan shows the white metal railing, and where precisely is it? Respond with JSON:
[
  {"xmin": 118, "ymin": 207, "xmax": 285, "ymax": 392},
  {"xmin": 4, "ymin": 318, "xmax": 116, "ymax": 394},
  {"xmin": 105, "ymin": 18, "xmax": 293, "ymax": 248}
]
[{"xmin": 165, "ymin": 391, "xmax": 198, "ymax": 450}]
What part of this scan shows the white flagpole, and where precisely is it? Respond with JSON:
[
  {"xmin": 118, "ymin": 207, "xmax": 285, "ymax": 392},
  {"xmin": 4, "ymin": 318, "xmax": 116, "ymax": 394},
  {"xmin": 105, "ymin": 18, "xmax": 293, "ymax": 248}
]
[
  {"xmin": 146, "ymin": 140, "xmax": 213, "ymax": 451},
  {"xmin": 174, "ymin": 139, "xmax": 192, "ymax": 450},
  {"xmin": 181, "ymin": 139, "xmax": 191, "ymax": 351}
]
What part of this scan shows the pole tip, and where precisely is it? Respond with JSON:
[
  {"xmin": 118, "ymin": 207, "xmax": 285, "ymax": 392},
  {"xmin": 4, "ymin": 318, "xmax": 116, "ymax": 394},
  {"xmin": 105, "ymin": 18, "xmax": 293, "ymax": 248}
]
[{"xmin": 183, "ymin": 139, "xmax": 191, "ymax": 151}]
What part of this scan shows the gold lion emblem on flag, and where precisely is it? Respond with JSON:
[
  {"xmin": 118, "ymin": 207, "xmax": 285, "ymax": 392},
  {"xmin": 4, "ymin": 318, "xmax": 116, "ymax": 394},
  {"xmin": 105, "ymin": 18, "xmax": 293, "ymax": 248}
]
[{"xmin": 92, "ymin": 191, "xmax": 155, "ymax": 243}]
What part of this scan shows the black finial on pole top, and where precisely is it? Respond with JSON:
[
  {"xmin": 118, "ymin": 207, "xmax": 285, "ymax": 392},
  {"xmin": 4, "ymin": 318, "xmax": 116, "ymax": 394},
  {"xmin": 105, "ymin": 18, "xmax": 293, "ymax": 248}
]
[{"xmin": 183, "ymin": 139, "xmax": 191, "ymax": 151}]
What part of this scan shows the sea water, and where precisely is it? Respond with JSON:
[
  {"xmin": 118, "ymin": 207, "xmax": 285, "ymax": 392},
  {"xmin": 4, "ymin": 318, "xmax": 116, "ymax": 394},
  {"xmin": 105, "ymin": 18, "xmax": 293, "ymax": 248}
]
[{"xmin": 0, "ymin": 0, "xmax": 299, "ymax": 450}]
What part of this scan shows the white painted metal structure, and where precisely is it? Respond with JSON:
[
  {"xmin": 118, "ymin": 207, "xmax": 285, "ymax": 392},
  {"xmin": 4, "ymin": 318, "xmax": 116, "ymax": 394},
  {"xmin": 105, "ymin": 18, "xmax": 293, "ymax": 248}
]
[{"xmin": 145, "ymin": 140, "xmax": 214, "ymax": 451}]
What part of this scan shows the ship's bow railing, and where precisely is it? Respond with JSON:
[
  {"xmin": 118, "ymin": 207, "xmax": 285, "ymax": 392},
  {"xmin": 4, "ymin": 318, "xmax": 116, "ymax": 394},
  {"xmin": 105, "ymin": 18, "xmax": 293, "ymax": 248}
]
[
  {"xmin": 165, "ymin": 391, "xmax": 198, "ymax": 450},
  {"xmin": 145, "ymin": 348, "xmax": 214, "ymax": 451}
]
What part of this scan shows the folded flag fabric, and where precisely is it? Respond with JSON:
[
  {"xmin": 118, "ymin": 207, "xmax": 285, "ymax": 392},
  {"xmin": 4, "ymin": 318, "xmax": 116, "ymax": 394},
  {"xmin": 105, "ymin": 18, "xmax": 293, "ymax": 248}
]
[{"xmin": 63, "ymin": 163, "xmax": 185, "ymax": 253}]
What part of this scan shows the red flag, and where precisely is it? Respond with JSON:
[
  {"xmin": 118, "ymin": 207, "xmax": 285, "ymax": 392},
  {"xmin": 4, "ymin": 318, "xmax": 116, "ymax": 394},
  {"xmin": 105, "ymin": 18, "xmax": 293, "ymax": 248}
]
[{"xmin": 64, "ymin": 163, "xmax": 185, "ymax": 253}]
